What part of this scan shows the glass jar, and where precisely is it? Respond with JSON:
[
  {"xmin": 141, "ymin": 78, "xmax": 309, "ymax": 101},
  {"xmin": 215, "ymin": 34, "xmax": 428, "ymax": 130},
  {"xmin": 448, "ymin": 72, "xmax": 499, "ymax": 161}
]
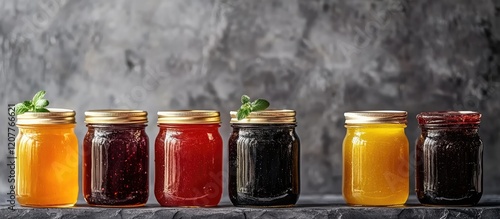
[
  {"xmin": 154, "ymin": 110, "xmax": 223, "ymax": 207},
  {"xmin": 416, "ymin": 111, "xmax": 483, "ymax": 206},
  {"xmin": 228, "ymin": 110, "xmax": 300, "ymax": 207},
  {"xmin": 16, "ymin": 108, "xmax": 78, "ymax": 207},
  {"xmin": 343, "ymin": 111, "xmax": 409, "ymax": 206},
  {"xmin": 83, "ymin": 110, "xmax": 149, "ymax": 207}
]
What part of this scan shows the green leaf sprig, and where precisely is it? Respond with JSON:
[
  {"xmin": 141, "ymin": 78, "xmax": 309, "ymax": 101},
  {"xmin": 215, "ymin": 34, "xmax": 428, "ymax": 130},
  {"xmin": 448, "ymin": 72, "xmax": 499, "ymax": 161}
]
[
  {"xmin": 15, "ymin": 90, "xmax": 50, "ymax": 115},
  {"xmin": 236, "ymin": 95, "xmax": 270, "ymax": 120}
]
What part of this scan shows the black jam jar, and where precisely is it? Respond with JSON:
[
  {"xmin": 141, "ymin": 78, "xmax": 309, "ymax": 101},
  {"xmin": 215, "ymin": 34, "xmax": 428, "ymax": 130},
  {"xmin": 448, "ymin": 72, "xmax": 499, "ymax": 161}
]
[
  {"xmin": 83, "ymin": 110, "xmax": 149, "ymax": 207},
  {"xmin": 416, "ymin": 111, "xmax": 483, "ymax": 206},
  {"xmin": 228, "ymin": 110, "xmax": 300, "ymax": 207}
]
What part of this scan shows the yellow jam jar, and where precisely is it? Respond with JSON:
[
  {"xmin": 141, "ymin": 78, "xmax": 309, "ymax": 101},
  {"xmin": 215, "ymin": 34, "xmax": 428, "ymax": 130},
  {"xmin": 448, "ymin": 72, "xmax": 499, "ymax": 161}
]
[
  {"xmin": 342, "ymin": 111, "xmax": 409, "ymax": 206},
  {"xmin": 16, "ymin": 108, "xmax": 78, "ymax": 207}
]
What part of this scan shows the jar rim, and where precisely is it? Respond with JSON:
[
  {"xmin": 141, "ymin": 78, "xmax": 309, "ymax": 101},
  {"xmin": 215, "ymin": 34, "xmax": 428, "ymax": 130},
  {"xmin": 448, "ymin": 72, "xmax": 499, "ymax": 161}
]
[
  {"xmin": 17, "ymin": 108, "xmax": 76, "ymax": 125},
  {"xmin": 85, "ymin": 109, "xmax": 148, "ymax": 124},
  {"xmin": 157, "ymin": 110, "xmax": 220, "ymax": 124},
  {"xmin": 344, "ymin": 110, "xmax": 407, "ymax": 125},
  {"xmin": 230, "ymin": 109, "xmax": 296, "ymax": 124},
  {"xmin": 417, "ymin": 111, "xmax": 481, "ymax": 125}
]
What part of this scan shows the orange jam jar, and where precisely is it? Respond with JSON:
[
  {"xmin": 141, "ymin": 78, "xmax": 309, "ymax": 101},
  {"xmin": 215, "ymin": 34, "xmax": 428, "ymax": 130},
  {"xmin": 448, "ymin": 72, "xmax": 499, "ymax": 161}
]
[
  {"xmin": 342, "ymin": 111, "xmax": 409, "ymax": 206},
  {"xmin": 16, "ymin": 109, "xmax": 78, "ymax": 207}
]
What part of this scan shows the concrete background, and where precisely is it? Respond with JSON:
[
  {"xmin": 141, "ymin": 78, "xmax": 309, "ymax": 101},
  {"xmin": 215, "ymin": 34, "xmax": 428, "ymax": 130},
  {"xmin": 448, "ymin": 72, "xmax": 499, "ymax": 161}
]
[{"xmin": 0, "ymin": 0, "xmax": 499, "ymax": 204}]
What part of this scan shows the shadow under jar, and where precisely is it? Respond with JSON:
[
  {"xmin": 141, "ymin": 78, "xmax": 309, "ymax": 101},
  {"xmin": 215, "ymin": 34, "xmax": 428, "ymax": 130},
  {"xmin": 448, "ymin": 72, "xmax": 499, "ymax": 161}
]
[
  {"xmin": 416, "ymin": 111, "xmax": 483, "ymax": 206},
  {"xmin": 83, "ymin": 110, "xmax": 149, "ymax": 207},
  {"xmin": 228, "ymin": 110, "xmax": 300, "ymax": 207},
  {"xmin": 155, "ymin": 110, "xmax": 223, "ymax": 207}
]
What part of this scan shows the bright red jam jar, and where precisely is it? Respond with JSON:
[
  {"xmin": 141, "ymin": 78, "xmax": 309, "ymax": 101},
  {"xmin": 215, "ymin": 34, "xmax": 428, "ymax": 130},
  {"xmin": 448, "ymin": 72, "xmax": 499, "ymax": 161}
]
[{"xmin": 154, "ymin": 110, "xmax": 223, "ymax": 207}]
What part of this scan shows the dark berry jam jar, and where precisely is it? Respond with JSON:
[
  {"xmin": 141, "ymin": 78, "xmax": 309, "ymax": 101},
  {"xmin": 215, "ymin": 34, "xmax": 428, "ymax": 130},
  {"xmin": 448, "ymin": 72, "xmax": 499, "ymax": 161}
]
[
  {"xmin": 228, "ymin": 110, "xmax": 300, "ymax": 207},
  {"xmin": 416, "ymin": 111, "xmax": 483, "ymax": 206},
  {"xmin": 83, "ymin": 110, "xmax": 149, "ymax": 207},
  {"xmin": 154, "ymin": 110, "xmax": 223, "ymax": 207}
]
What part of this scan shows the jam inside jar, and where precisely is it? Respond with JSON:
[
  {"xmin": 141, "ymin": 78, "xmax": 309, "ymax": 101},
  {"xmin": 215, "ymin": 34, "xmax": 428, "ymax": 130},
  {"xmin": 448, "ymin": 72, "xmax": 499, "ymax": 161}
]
[
  {"xmin": 16, "ymin": 109, "xmax": 79, "ymax": 207},
  {"xmin": 342, "ymin": 111, "xmax": 409, "ymax": 206},
  {"xmin": 416, "ymin": 111, "xmax": 483, "ymax": 206},
  {"xmin": 154, "ymin": 110, "xmax": 223, "ymax": 207},
  {"xmin": 228, "ymin": 110, "xmax": 300, "ymax": 207},
  {"xmin": 83, "ymin": 110, "xmax": 149, "ymax": 207}
]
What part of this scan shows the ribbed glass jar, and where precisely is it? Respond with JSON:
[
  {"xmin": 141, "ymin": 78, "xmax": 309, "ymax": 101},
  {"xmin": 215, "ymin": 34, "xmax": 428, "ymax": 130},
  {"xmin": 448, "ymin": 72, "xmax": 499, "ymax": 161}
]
[
  {"xmin": 83, "ymin": 110, "xmax": 149, "ymax": 207},
  {"xmin": 416, "ymin": 111, "xmax": 483, "ymax": 206},
  {"xmin": 155, "ymin": 110, "xmax": 223, "ymax": 207},
  {"xmin": 343, "ymin": 111, "xmax": 409, "ymax": 206},
  {"xmin": 228, "ymin": 110, "xmax": 300, "ymax": 207},
  {"xmin": 16, "ymin": 108, "xmax": 78, "ymax": 207}
]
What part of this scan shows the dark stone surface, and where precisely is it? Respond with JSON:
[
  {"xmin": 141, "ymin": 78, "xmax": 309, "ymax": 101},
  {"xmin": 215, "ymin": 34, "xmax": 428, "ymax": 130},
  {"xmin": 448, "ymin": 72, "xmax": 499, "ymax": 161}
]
[
  {"xmin": 0, "ymin": 0, "xmax": 500, "ymax": 204},
  {"xmin": 2, "ymin": 195, "xmax": 500, "ymax": 219}
]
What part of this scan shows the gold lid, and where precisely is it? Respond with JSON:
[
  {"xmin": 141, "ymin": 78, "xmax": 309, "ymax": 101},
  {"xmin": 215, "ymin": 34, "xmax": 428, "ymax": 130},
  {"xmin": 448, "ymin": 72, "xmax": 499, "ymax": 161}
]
[
  {"xmin": 157, "ymin": 110, "xmax": 220, "ymax": 124},
  {"xmin": 85, "ymin": 110, "xmax": 148, "ymax": 124},
  {"xmin": 344, "ymin": 110, "xmax": 407, "ymax": 125},
  {"xmin": 230, "ymin": 109, "xmax": 296, "ymax": 124},
  {"xmin": 17, "ymin": 108, "xmax": 76, "ymax": 125}
]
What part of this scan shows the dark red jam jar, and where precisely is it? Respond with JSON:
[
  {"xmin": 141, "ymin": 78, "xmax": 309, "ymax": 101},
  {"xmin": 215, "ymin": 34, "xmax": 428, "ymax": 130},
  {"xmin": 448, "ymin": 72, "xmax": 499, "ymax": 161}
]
[
  {"xmin": 228, "ymin": 110, "xmax": 300, "ymax": 207},
  {"xmin": 416, "ymin": 111, "xmax": 483, "ymax": 206},
  {"xmin": 83, "ymin": 110, "xmax": 149, "ymax": 207},
  {"xmin": 154, "ymin": 110, "xmax": 223, "ymax": 207}
]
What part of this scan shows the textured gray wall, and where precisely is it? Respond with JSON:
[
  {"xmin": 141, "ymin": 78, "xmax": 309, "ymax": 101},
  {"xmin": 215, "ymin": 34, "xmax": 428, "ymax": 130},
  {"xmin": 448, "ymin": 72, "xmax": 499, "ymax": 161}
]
[{"xmin": 1, "ymin": 0, "xmax": 500, "ymax": 204}]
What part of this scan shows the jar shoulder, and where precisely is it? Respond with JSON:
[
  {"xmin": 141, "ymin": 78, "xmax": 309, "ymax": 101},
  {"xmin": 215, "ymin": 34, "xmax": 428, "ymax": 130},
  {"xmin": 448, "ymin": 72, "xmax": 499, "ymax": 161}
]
[
  {"xmin": 84, "ymin": 127, "xmax": 149, "ymax": 146},
  {"xmin": 229, "ymin": 128, "xmax": 300, "ymax": 148}
]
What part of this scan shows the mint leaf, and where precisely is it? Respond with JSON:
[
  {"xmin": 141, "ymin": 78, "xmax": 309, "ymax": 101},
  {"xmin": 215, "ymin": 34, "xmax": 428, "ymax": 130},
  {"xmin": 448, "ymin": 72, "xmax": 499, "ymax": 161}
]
[
  {"xmin": 15, "ymin": 90, "xmax": 51, "ymax": 115},
  {"xmin": 32, "ymin": 90, "xmax": 46, "ymax": 103},
  {"xmin": 251, "ymin": 99, "xmax": 270, "ymax": 111},
  {"xmin": 15, "ymin": 103, "xmax": 29, "ymax": 115},
  {"xmin": 35, "ymin": 99, "xmax": 49, "ymax": 108},
  {"xmin": 34, "ymin": 107, "xmax": 50, "ymax": 112},
  {"xmin": 241, "ymin": 95, "xmax": 250, "ymax": 104},
  {"xmin": 237, "ymin": 108, "xmax": 250, "ymax": 120},
  {"xmin": 23, "ymin": 100, "xmax": 33, "ymax": 107},
  {"xmin": 236, "ymin": 95, "xmax": 270, "ymax": 120}
]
